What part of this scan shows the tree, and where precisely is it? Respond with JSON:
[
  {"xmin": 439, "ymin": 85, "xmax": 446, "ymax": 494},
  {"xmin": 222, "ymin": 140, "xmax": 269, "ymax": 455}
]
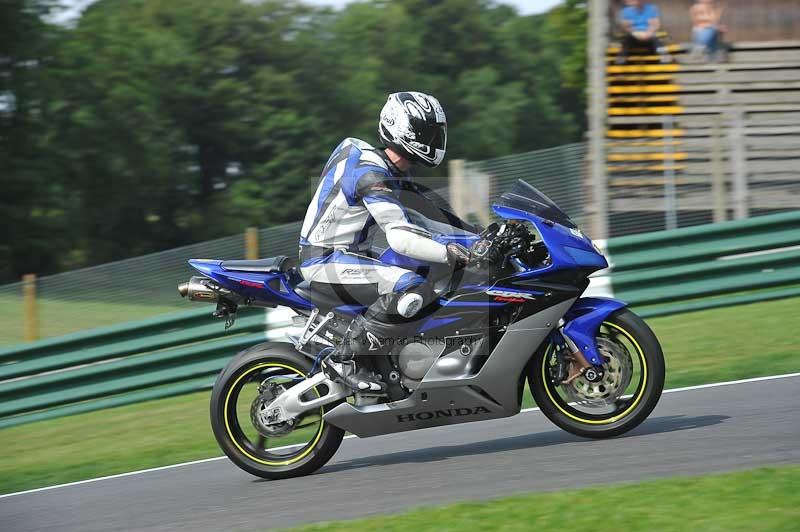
[
  {"xmin": 0, "ymin": 0, "xmax": 69, "ymax": 280},
  {"xmin": 42, "ymin": 0, "xmax": 326, "ymax": 262},
  {"xmin": 1, "ymin": 0, "xmax": 589, "ymax": 281}
]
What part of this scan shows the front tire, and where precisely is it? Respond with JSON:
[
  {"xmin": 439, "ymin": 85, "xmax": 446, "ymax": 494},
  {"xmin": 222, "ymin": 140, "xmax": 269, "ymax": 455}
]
[
  {"xmin": 529, "ymin": 308, "xmax": 665, "ymax": 439},
  {"xmin": 210, "ymin": 342, "xmax": 345, "ymax": 480}
]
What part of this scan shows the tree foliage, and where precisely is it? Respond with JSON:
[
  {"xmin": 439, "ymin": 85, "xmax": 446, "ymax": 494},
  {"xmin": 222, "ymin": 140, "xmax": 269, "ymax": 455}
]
[{"xmin": 1, "ymin": 0, "xmax": 587, "ymax": 281}]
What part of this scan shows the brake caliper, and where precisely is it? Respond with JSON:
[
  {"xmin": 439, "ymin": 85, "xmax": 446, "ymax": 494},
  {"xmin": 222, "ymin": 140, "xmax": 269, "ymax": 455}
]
[
  {"xmin": 547, "ymin": 332, "xmax": 571, "ymax": 385},
  {"xmin": 251, "ymin": 380, "xmax": 296, "ymax": 436}
]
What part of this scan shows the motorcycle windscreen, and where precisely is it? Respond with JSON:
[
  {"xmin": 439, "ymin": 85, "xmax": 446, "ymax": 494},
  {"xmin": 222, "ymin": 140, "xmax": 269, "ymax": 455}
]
[{"xmin": 495, "ymin": 179, "xmax": 577, "ymax": 230}]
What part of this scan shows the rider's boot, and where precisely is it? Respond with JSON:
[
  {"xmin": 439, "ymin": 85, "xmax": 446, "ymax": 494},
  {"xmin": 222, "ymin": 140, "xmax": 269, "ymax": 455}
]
[
  {"xmin": 325, "ymin": 315, "xmax": 387, "ymax": 393},
  {"xmin": 326, "ymin": 288, "xmax": 430, "ymax": 394}
]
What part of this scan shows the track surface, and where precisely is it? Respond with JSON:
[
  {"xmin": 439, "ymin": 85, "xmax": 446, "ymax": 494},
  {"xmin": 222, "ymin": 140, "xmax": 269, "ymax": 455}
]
[{"xmin": 2, "ymin": 376, "xmax": 799, "ymax": 531}]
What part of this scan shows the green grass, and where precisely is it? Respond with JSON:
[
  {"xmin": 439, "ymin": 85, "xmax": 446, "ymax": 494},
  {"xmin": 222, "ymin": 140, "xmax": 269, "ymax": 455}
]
[
  {"xmin": 648, "ymin": 296, "xmax": 799, "ymax": 388},
  {"xmin": 0, "ymin": 297, "xmax": 798, "ymax": 495},
  {"xmin": 0, "ymin": 392, "xmax": 218, "ymax": 494},
  {"xmin": 0, "ymin": 295, "xmax": 182, "ymax": 346},
  {"xmin": 0, "ymin": 389, "xmax": 319, "ymax": 495},
  {"xmin": 284, "ymin": 466, "xmax": 800, "ymax": 531}
]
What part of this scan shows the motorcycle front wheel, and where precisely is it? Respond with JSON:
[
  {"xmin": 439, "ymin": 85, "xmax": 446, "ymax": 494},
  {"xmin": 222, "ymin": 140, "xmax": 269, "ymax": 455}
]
[
  {"xmin": 528, "ymin": 308, "xmax": 665, "ymax": 439},
  {"xmin": 210, "ymin": 342, "xmax": 345, "ymax": 480}
]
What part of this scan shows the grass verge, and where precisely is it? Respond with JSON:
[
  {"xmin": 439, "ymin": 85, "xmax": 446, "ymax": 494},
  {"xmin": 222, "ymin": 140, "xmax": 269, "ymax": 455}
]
[
  {"xmin": 0, "ymin": 297, "xmax": 798, "ymax": 495},
  {"xmin": 645, "ymin": 295, "xmax": 798, "ymax": 388},
  {"xmin": 283, "ymin": 466, "xmax": 800, "ymax": 531}
]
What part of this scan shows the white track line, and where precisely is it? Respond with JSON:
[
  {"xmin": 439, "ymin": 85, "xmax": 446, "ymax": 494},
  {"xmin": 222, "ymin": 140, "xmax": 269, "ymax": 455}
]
[
  {"xmin": 2, "ymin": 371, "xmax": 798, "ymax": 500},
  {"xmin": 660, "ymin": 372, "xmax": 800, "ymax": 393}
]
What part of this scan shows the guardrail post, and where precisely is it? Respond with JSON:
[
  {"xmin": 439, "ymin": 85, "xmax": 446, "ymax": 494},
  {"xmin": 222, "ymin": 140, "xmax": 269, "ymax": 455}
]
[
  {"xmin": 663, "ymin": 115, "xmax": 677, "ymax": 230},
  {"xmin": 448, "ymin": 158, "xmax": 466, "ymax": 219},
  {"xmin": 711, "ymin": 114, "xmax": 726, "ymax": 223},
  {"xmin": 729, "ymin": 110, "xmax": 749, "ymax": 220},
  {"xmin": 23, "ymin": 273, "xmax": 38, "ymax": 342},
  {"xmin": 588, "ymin": 0, "xmax": 609, "ymax": 239},
  {"xmin": 245, "ymin": 227, "xmax": 259, "ymax": 260}
]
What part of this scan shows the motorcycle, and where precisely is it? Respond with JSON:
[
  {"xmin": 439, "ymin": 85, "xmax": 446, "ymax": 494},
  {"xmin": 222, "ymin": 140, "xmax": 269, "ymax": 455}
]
[{"xmin": 178, "ymin": 180, "xmax": 665, "ymax": 480}]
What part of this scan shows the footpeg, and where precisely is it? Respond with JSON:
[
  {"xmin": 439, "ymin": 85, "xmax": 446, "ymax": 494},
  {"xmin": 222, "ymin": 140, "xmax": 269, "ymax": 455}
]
[
  {"xmin": 344, "ymin": 373, "xmax": 387, "ymax": 393},
  {"xmin": 322, "ymin": 360, "xmax": 386, "ymax": 394}
]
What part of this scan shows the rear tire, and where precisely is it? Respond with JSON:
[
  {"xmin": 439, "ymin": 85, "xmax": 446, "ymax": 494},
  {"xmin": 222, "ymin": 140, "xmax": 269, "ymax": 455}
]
[
  {"xmin": 210, "ymin": 342, "xmax": 345, "ymax": 480},
  {"xmin": 529, "ymin": 308, "xmax": 665, "ymax": 439}
]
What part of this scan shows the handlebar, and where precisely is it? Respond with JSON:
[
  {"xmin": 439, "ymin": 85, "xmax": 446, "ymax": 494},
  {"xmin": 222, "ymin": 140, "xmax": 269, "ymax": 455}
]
[{"xmin": 469, "ymin": 220, "xmax": 547, "ymax": 273}]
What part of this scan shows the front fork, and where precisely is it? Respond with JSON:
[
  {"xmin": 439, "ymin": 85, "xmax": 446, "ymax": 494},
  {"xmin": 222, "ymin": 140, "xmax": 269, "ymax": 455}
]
[{"xmin": 549, "ymin": 297, "xmax": 628, "ymax": 384}]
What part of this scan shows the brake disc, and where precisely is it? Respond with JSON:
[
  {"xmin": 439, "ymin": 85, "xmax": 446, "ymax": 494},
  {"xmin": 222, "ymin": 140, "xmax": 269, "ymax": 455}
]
[
  {"xmin": 564, "ymin": 337, "xmax": 633, "ymax": 407},
  {"xmin": 250, "ymin": 381, "xmax": 297, "ymax": 437}
]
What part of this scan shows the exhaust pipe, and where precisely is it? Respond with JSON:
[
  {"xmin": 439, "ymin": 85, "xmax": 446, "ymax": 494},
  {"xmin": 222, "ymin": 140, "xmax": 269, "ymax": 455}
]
[{"xmin": 178, "ymin": 276, "xmax": 230, "ymax": 303}]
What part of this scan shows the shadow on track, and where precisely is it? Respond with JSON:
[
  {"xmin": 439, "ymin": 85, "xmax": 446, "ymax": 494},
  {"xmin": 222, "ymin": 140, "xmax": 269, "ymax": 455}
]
[{"xmin": 259, "ymin": 414, "xmax": 728, "ymax": 480}]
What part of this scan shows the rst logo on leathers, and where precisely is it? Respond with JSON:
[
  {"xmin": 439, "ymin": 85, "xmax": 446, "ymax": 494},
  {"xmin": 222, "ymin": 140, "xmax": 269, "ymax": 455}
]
[{"xmin": 396, "ymin": 406, "xmax": 491, "ymax": 422}]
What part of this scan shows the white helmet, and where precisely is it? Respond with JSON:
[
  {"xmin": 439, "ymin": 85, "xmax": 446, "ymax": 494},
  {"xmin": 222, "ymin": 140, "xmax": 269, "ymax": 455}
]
[{"xmin": 378, "ymin": 91, "xmax": 447, "ymax": 168}]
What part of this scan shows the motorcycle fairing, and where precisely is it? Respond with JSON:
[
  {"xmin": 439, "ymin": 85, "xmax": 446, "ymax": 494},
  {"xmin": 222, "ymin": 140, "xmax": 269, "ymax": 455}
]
[
  {"xmin": 188, "ymin": 259, "xmax": 314, "ymax": 310},
  {"xmin": 493, "ymin": 205, "xmax": 608, "ymax": 276},
  {"xmin": 323, "ymin": 298, "xmax": 577, "ymax": 437},
  {"xmin": 490, "ymin": 193, "xmax": 622, "ymax": 367},
  {"xmin": 561, "ymin": 297, "xmax": 627, "ymax": 366}
]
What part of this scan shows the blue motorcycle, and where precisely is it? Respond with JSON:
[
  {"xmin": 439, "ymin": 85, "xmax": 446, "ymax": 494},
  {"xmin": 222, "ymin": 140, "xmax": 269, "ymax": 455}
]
[{"xmin": 179, "ymin": 180, "xmax": 665, "ymax": 479}]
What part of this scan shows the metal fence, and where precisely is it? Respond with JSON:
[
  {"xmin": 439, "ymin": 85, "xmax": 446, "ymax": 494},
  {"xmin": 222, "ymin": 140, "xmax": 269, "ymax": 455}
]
[
  {"xmin": 462, "ymin": 139, "xmax": 800, "ymax": 239},
  {"xmin": 460, "ymin": 143, "xmax": 589, "ymax": 228},
  {"xmin": 0, "ymin": 228, "xmax": 295, "ymax": 345},
  {"xmin": 3, "ymin": 140, "xmax": 799, "ymax": 345}
]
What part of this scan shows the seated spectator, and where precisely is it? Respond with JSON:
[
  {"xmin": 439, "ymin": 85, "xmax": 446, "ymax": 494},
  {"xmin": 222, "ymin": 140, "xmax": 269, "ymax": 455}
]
[
  {"xmin": 615, "ymin": 0, "xmax": 672, "ymax": 64},
  {"xmin": 689, "ymin": 0, "xmax": 727, "ymax": 62}
]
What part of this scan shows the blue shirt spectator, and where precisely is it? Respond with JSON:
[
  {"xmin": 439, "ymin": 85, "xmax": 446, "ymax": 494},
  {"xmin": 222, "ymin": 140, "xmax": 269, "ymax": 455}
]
[
  {"xmin": 615, "ymin": 1, "xmax": 671, "ymax": 64},
  {"xmin": 621, "ymin": 3, "xmax": 660, "ymax": 33}
]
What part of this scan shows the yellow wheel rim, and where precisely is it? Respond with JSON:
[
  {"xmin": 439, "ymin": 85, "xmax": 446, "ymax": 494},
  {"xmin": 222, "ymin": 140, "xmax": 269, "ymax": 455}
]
[
  {"xmin": 542, "ymin": 322, "xmax": 648, "ymax": 425},
  {"xmin": 223, "ymin": 362, "xmax": 325, "ymax": 466}
]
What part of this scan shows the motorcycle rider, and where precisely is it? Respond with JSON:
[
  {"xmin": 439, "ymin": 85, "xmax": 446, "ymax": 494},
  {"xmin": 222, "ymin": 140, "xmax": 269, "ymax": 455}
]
[{"xmin": 298, "ymin": 91, "xmax": 473, "ymax": 393}]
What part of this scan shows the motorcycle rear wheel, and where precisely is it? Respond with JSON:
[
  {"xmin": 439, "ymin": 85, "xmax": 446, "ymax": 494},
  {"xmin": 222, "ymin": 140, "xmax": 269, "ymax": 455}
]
[
  {"xmin": 210, "ymin": 342, "xmax": 345, "ymax": 480},
  {"xmin": 528, "ymin": 308, "xmax": 665, "ymax": 439}
]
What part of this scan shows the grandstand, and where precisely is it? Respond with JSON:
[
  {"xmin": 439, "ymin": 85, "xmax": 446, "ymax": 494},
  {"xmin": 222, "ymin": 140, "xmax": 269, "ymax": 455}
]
[{"xmin": 591, "ymin": 1, "xmax": 800, "ymax": 236}]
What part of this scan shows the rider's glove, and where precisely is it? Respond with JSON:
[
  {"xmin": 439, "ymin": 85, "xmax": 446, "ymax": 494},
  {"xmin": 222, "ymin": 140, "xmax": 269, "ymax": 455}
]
[
  {"xmin": 446, "ymin": 242, "xmax": 470, "ymax": 268},
  {"xmin": 470, "ymin": 238, "xmax": 501, "ymax": 266}
]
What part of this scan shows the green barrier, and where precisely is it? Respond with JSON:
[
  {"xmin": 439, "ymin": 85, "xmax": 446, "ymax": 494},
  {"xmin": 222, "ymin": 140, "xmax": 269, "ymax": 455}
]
[
  {"xmin": 616, "ymin": 250, "xmax": 800, "ymax": 305},
  {"xmin": 637, "ymin": 286, "xmax": 800, "ymax": 319},
  {"xmin": 0, "ymin": 212, "xmax": 798, "ymax": 429},
  {"xmin": 0, "ymin": 307, "xmax": 215, "ymax": 365},
  {"xmin": 608, "ymin": 211, "xmax": 800, "ymax": 307},
  {"xmin": 0, "ymin": 307, "xmax": 267, "ymax": 427},
  {"xmin": 621, "ymin": 265, "xmax": 800, "ymax": 306},
  {"xmin": 613, "ymin": 248, "xmax": 800, "ymax": 289},
  {"xmin": 0, "ymin": 332, "xmax": 266, "ymax": 411},
  {"xmin": 608, "ymin": 211, "xmax": 800, "ymax": 272},
  {"xmin": 0, "ymin": 311, "xmax": 266, "ymax": 380},
  {"xmin": 0, "ymin": 376, "xmax": 216, "ymax": 429}
]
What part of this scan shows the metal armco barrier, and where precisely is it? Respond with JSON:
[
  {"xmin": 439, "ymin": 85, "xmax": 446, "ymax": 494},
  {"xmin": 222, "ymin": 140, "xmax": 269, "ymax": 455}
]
[
  {"xmin": 0, "ymin": 308, "xmax": 269, "ymax": 428},
  {"xmin": 606, "ymin": 210, "xmax": 800, "ymax": 310},
  {"xmin": 1, "ymin": 212, "xmax": 798, "ymax": 428}
]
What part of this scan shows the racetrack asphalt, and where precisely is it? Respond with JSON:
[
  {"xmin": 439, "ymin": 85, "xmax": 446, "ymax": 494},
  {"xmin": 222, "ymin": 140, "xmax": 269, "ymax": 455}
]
[{"xmin": 2, "ymin": 375, "xmax": 799, "ymax": 531}]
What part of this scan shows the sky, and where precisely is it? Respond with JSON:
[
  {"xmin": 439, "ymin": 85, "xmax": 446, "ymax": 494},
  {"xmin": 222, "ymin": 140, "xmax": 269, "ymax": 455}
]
[{"xmin": 51, "ymin": 0, "xmax": 564, "ymax": 24}]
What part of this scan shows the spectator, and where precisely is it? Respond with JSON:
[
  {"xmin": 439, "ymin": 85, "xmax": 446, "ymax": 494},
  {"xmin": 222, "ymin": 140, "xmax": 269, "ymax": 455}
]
[
  {"xmin": 690, "ymin": 0, "xmax": 726, "ymax": 62},
  {"xmin": 615, "ymin": 0, "xmax": 672, "ymax": 64}
]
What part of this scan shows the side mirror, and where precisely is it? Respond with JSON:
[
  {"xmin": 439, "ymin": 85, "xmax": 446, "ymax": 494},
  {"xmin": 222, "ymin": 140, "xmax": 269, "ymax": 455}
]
[{"xmin": 480, "ymin": 222, "xmax": 500, "ymax": 238}]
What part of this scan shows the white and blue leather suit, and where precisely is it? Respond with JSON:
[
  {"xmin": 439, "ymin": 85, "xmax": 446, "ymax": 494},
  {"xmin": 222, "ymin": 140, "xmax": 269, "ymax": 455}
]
[{"xmin": 299, "ymin": 138, "xmax": 461, "ymax": 325}]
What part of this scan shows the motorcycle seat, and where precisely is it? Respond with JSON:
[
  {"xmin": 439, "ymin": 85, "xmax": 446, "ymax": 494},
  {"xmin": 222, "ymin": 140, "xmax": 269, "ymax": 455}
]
[
  {"xmin": 294, "ymin": 281, "xmax": 377, "ymax": 310},
  {"xmin": 221, "ymin": 255, "xmax": 295, "ymax": 274}
]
